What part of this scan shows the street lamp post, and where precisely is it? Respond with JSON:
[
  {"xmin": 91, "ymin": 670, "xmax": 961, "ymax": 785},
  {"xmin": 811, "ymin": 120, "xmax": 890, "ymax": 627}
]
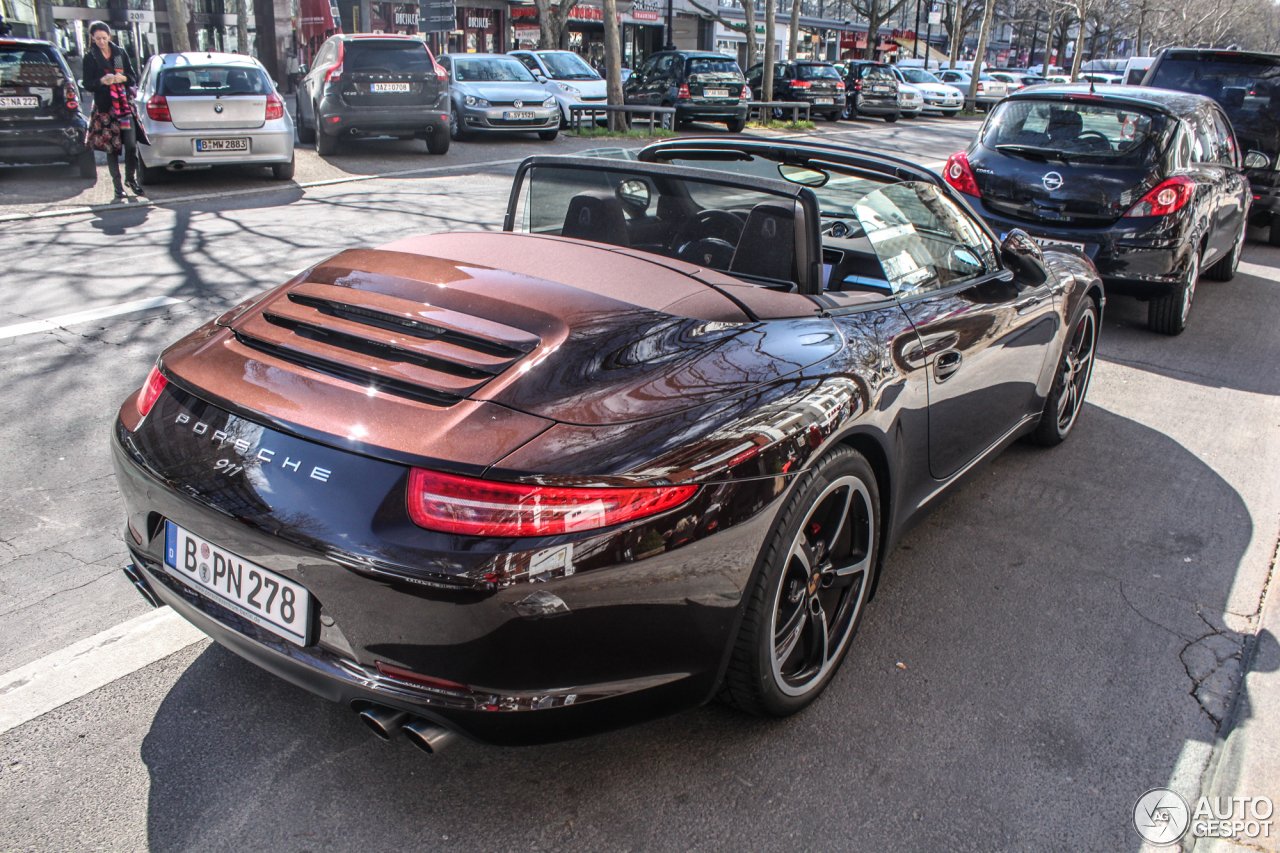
[{"xmin": 912, "ymin": 0, "xmax": 920, "ymax": 58}]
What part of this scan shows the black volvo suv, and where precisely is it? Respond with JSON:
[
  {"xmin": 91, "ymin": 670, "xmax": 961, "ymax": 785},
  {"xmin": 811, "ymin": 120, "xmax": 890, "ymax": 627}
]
[
  {"xmin": 943, "ymin": 84, "xmax": 1250, "ymax": 335},
  {"xmin": 0, "ymin": 38, "xmax": 92, "ymax": 177},
  {"xmin": 295, "ymin": 34, "xmax": 451, "ymax": 156}
]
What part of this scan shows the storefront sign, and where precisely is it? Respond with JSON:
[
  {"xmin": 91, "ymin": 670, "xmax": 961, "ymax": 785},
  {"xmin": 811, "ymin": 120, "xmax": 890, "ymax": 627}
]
[
  {"xmin": 395, "ymin": 11, "xmax": 419, "ymax": 25},
  {"xmin": 466, "ymin": 15, "xmax": 490, "ymax": 27}
]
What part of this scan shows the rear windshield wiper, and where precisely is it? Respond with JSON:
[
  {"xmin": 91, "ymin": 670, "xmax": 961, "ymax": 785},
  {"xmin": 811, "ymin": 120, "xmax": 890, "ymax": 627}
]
[{"xmin": 995, "ymin": 144, "xmax": 1073, "ymax": 164}]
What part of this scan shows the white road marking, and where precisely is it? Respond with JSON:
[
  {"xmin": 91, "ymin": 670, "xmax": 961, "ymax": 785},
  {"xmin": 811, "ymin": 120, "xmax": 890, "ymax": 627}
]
[
  {"xmin": 1238, "ymin": 260, "xmax": 1280, "ymax": 281},
  {"xmin": 0, "ymin": 607, "xmax": 206, "ymax": 734},
  {"xmin": 0, "ymin": 296, "xmax": 183, "ymax": 340}
]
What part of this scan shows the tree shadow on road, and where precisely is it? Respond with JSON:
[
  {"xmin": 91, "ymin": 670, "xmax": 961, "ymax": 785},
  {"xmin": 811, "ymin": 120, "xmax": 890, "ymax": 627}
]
[{"xmin": 138, "ymin": 406, "xmax": 1253, "ymax": 853}]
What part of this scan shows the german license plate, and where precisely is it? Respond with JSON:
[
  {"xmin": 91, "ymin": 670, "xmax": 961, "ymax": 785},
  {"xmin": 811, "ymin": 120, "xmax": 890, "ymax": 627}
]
[
  {"xmin": 814, "ymin": 97, "xmax": 834, "ymax": 104},
  {"xmin": 705, "ymin": 88, "xmax": 729, "ymax": 98},
  {"xmin": 873, "ymin": 85, "xmax": 891, "ymax": 93},
  {"xmin": 504, "ymin": 110, "xmax": 535, "ymax": 120},
  {"xmin": 164, "ymin": 521, "xmax": 311, "ymax": 645},
  {"xmin": 0, "ymin": 96, "xmax": 38, "ymax": 108},
  {"xmin": 195, "ymin": 137, "xmax": 249, "ymax": 152},
  {"xmin": 371, "ymin": 82, "xmax": 410, "ymax": 92},
  {"xmin": 1033, "ymin": 237, "xmax": 1085, "ymax": 252}
]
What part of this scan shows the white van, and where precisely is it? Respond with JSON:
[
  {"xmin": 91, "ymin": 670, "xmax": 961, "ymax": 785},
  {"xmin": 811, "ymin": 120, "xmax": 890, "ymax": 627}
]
[{"xmin": 1123, "ymin": 56, "xmax": 1155, "ymax": 85}]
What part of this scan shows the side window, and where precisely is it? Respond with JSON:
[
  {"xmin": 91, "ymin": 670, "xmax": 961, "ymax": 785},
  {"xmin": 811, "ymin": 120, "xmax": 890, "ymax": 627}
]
[
  {"xmin": 636, "ymin": 56, "xmax": 656, "ymax": 78},
  {"xmin": 653, "ymin": 55, "xmax": 674, "ymax": 78},
  {"xmin": 514, "ymin": 54, "xmax": 538, "ymax": 73},
  {"xmin": 1191, "ymin": 112, "xmax": 1217, "ymax": 164},
  {"xmin": 315, "ymin": 43, "xmax": 333, "ymax": 70},
  {"xmin": 854, "ymin": 182, "xmax": 992, "ymax": 297},
  {"xmin": 1211, "ymin": 109, "xmax": 1238, "ymax": 166},
  {"xmin": 438, "ymin": 55, "xmax": 450, "ymax": 73}
]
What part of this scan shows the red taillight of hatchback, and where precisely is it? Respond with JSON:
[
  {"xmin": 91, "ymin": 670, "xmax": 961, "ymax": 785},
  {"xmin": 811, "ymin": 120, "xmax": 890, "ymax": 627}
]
[
  {"xmin": 147, "ymin": 95, "xmax": 171, "ymax": 122},
  {"xmin": 943, "ymin": 150, "xmax": 981, "ymax": 196},
  {"xmin": 791, "ymin": 80, "xmax": 811, "ymax": 89},
  {"xmin": 265, "ymin": 92, "xmax": 284, "ymax": 120},
  {"xmin": 136, "ymin": 366, "xmax": 168, "ymax": 418},
  {"xmin": 407, "ymin": 468, "xmax": 698, "ymax": 537},
  {"xmin": 677, "ymin": 83, "xmax": 691, "ymax": 99},
  {"xmin": 1125, "ymin": 176, "xmax": 1195, "ymax": 217}
]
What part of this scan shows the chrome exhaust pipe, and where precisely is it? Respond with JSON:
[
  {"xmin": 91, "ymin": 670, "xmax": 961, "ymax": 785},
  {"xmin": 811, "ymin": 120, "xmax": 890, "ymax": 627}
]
[
  {"xmin": 403, "ymin": 719, "xmax": 458, "ymax": 754},
  {"xmin": 357, "ymin": 705, "xmax": 409, "ymax": 740}
]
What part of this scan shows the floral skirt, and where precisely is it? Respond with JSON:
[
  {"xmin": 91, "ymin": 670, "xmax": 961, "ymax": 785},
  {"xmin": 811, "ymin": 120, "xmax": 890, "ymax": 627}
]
[{"xmin": 86, "ymin": 111, "xmax": 124, "ymax": 154}]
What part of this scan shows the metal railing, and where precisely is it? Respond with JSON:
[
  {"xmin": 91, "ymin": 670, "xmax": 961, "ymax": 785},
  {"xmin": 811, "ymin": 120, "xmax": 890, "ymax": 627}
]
[
  {"xmin": 567, "ymin": 104, "xmax": 677, "ymax": 135},
  {"xmin": 745, "ymin": 101, "xmax": 814, "ymax": 123}
]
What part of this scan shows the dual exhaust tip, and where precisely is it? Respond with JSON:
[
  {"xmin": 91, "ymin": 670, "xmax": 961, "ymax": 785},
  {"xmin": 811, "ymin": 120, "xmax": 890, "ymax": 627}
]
[{"xmin": 357, "ymin": 704, "xmax": 457, "ymax": 754}]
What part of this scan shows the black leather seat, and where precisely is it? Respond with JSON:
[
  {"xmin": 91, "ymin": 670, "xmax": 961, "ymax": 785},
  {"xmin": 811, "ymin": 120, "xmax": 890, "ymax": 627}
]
[
  {"xmin": 561, "ymin": 191, "xmax": 631, "ymax": 248},
  {"xmin": 729, "ymin": 202, "xmax": 795, "ymax": 283}
]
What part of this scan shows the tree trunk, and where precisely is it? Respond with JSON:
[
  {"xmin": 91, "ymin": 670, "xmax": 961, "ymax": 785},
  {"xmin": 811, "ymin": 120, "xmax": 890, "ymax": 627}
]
[
  {"xmin": 603, "ymin": 0, "xmax": 628, "ymax": 131},
  {"xmin": 1069, "ymin": 8, "xmax": 1087, "ymax": 81},
  {"xmin": 237, "ymin": 0, "xmax": 251, "ymax": 54},
  {"xmin": 789, "ymin": 0, "xmax": 801, "ymax": 59},
  {"xmin": 763, "ymin": 0, "xmax": 775, "ymax": 104},
  {"xmin": 743, "ymin": 0, "xmax": 758, "ymax": 74},
  {"xmin": 966, "ymin": 0, "xmax": 993, "ymax": 108},
  {"xmin": 166, "ymin": 0, "xmax": 191, "ymax": 52},
  {"xmin": 1042, "ymin": 7, "xmax": 1055, "ymax": 74},
  {"xmin": 948, "ymin": 3, "xmax": 961, "ymax": 69}
]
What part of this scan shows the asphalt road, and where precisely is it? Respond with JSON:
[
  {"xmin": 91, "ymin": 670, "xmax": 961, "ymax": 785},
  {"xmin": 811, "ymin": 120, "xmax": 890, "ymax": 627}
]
[{"xmin": 0, "ymin": 120, "xmax": 1276, "ymax": 852}]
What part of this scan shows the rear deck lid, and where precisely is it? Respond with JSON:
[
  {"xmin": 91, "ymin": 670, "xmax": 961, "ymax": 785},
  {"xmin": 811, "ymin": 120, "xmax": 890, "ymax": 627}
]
[
  {"xmin": 161, "ymin": 65, "xmax": 271, "ymax": 130},
  {"xmin": 339, "ymin": 39, "xmax": 440, "ymax": 107}
]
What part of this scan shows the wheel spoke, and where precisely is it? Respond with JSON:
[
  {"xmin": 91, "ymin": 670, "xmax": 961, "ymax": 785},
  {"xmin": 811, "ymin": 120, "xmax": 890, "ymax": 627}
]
[
  {"xmin": 775, "ymin": 605, "xmax": 806, "ymax": 664},
  {"xmin": 809, "ymin": 603, "xmax": 830, "ymax": 666}
]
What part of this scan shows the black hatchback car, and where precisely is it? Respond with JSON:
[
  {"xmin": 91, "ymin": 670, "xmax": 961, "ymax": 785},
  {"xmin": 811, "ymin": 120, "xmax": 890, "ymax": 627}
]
[
  {"xmin": 944, "ymin": 84, "xmax": 1249, "ymax": 335},
  {"xmin": 294, "ymin": 34, "xmax": 451, "ymax": 156},
  {"xmin": 624, "ymin": 51, "xmax": 748, "ymax": 131},
  {"xmin": 840, "ymin": 60, "xmax": 900, "ymax": 122},
  {"xmin": 1141, "ymin": 49, "xmax": 1280, "ymax": 244},
  {"xmin": 0, "ymin": 38, "xmax": 92, "ymax": 177},
  {"xmin": 744, "ymin": 60, "xmax": 845, "ymax": 121}
]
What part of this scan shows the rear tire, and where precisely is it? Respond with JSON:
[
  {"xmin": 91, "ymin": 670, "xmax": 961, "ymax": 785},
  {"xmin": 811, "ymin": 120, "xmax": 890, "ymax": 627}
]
[
  {"xmin": 883, "ymin": 114, "xmax": 898, "ymax": 123},
  {"xmin": 1269, "ymin": 213, "xmax": 1280, "ymax": 247},
  {"xmin": 296, "ymin": 96, "xmax": 316, "ymax": 144},
  {"xmin": 271, "ymin": 155, "xmax": 295, "ymax": 180},
  {"xmin": 425, "ymin": 130, "xmax": 450, "ymax": 154},
  {"xmin": 315, "ymin": 128, "xmax": 337, "ymax": 155},
  {"xmin": 138, "ymin": 158, "xmax": 163, "ymax": 185},
  {"xmin": 77, "ymin": 150, "xmax": 96, "ymax": 179},
  {"xmin": 1148, "ymin": 249, "xmax": 1200, "ymax": 335},
  {"xmin": 841, "ymin": 102, "xmax": 854, "ymax": 120},
  {"xmin": 719, "ymin": 445, "xmax": 879, "ymax": 718},
  {"xmin": 538, "ymin": 127, "xmax": 559, "ymax": 141},
  {"xmin": 725, "ymin": 117, "xmax": 746, "ymax": 133},
  {"xmin": 943, "ymin": 110, "xmax": 959, "ymax": 117},
  {"xmin": 826, "ymin": 111, "xmax": 841, "ymax": 122},
  {"xmin": 1205, "ymin": 222, "xmax": 1245, "ymax": 281},
  {"xmin": 1030, "ymin": 301, "xmax": 1098, "ymax": 446}
]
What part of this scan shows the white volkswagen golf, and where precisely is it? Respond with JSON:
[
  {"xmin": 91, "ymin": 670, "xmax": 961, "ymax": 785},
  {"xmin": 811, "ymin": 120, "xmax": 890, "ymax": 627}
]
[{"xmin": 133, "ymin": 52, "xmax": 295, "ymax": 184}]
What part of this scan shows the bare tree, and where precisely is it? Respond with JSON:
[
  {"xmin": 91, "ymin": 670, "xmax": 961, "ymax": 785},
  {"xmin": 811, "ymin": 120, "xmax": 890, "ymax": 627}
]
[
  {"xmin": 166, "ymin": 0, "xmax": 191, "ymax": 52},
  {"xmin": 237, "ymin": 0, "xmax": 251, "ymax": 54},
  {"xmin": 941, "ymin": 0, "xmax": 984, "ymax": 68},
  {"xmin": 789, "ymin": 0, "xmax": 801, "ymax": 59},
  {"xmin": 603, "ymin": 0, "xmax": 627, "ymax": 131},
  {"xmin": 534, "ymin": 0, "xmax": 582, "ymax": 50},
  {"xmin": 966, "ymin": 0, "xmax": 994, "ymax": 105},
  {"xmin": 763, "ymin": 0, "xmax": 776, "ymax": 102},
  {"xmin": 688, "ymin": 0, "xmax": 760, "ymax": 71},
  {"xmin": 848, "ymin": 0, "xmax": 910, "ymax": 59}
]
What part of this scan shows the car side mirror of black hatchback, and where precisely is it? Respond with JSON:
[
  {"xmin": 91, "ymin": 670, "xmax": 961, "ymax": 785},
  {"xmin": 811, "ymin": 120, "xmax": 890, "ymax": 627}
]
[{"xmin": 1001, "ymin": 229, "xmax": 1048, "ymax": 288}]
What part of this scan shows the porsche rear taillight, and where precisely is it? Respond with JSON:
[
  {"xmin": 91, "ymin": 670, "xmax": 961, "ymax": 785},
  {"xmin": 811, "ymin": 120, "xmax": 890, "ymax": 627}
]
[
  {"xmin": 943, "ymin": 150, "xmax": 981, "ymax": 197},
  {"xmin": 1125, "ymin": 176, "xmax": 1196, "ymax": 217},
  {"xmin": 147, "ymin": 95, "xmax": 171, "ymax": 122},
  {"xmin": 136, "ymin": 365, "xmax": 168, "ymax": 418},
  {"xmin": 265, "ymin": 92, "xmax": 284, "ymax": 120},
  {"xmin": 406, "ymin": 468, "xmax": 697, "ymax": 537}
]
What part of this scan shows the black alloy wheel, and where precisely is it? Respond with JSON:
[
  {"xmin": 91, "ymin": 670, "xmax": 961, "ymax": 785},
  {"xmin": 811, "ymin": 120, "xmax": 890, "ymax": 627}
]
[
  {"xmin": 721, "ymin": 446, "xmax": 879, "ymax": 717},
  {"xmin": 1030, "ymin": 301, "xmax": 1098, "ymax": 447},
  {"xmin": 1205, "ymin": 222, "xmax": 1245, "ymax": 281},
  {"xmin": 1148, "ymin": 249, "xmax": 1199, "ymax": 335}
]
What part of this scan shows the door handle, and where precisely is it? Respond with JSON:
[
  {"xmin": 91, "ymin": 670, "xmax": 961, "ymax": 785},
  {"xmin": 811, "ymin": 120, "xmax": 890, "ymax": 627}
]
[
  {"xmin": 1014, "ymin": 295, "xmax": 1043, "ymax": 312},
  {"xmin": 933, "ymin": 350, "xmax": 963, "ymax": 381}
]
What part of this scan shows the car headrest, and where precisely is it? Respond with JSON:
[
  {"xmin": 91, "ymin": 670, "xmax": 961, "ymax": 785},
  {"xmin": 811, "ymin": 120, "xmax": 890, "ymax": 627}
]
[
  {"xmin": 729, "ymin": 202, "xmax": 795, "ymax": 284},
  {"xmin": 166, "ymin": 75, "xmax": 192, "ymax": 94},
  {"xmin": 1046, "ymin": 108, "xmax": 1083, "ymax": 141},
  {"xmin": 561, "ymin": 191, "xmax": 631, "ymax": 248}
]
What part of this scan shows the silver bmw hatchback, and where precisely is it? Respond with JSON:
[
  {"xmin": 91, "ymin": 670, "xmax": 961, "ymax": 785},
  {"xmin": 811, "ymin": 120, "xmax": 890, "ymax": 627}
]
[{"xmin": 133, "ymin": 52, "xmax": 295, "ymax": 184}]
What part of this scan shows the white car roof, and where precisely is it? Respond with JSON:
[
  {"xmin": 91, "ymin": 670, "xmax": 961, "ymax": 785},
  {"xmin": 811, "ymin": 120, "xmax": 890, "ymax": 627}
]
[{"xmin": 154, "ymin": 52, "xmax": 265, "ymax": 69}]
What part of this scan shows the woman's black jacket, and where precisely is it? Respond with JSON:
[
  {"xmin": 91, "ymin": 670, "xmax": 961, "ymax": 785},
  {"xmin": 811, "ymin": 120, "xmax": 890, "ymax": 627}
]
[{"xmin": 81, "ymin": 44, "xmax": 137, "ymax": 115}]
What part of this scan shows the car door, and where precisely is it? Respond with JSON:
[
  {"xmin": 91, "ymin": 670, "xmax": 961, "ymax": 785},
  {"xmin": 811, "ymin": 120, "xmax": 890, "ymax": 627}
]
[
  {"xmin": 1187, "ymin": 106, "xmax": 1236, "ymax": 263},
  {"xmin": 853, "ymin": 182, "xmax": 1059, "ymax": 480},
  {"xmin": 652, "ymin": 54, "xmax": 676, "ymax": 105},
  {"xmin": 303, "ymin": 40, "xmax": 334, "ymax": 121},
  {"xmin": 1209, "ymin": 105, "xmax": 1250, "ymax": 248}
]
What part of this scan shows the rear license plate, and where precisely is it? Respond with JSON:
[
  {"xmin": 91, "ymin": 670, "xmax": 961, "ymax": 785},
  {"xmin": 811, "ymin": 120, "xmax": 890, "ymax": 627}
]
[
  {"xmin": 814, "ymin": 97, "xmax": 834, "ymax": 104},
  {"xmin": 1033, "ymin": 237, "xmax": 1085, "ymax": 252},
  {"xmin": 504, "ymin": 110, "xmax": 536, "ymax": 120},
  {"xmin": 195, "ymin": 137, "xmax": 249, "ymax": 152},
  {"xmin": 873, "ymin": 85, "xmax": 890, "ymax": 93},
  {"xmin": 0, "ymin": 96, "xmax": 38, "ymax": 108},
  {"xmin": 705, "ymin": 88, "xmax": 729, "ymax": 98},
  {"xmin": 164, "ymin": 521, "xmax": 311, "ymax": 645},
  {"xmin": 371, "ymin": 82, "xmax": 411, "ymax": 92}
]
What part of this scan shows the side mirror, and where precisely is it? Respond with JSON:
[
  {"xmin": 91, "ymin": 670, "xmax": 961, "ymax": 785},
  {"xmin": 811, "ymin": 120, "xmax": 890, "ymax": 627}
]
[
  {"xmin": 1001, "ymin": 229, "xmax": 1048, "ymax": 287},
  {"xmin": 1244, "ymin": 150, "xmax": 1271, "ymax": 169},
  {"xmin": 534, "ymin": 73, "xmax": 547, "ymax": 83},
  {"xmin": 298, "ymin": 63, "xmax": 308, "ymax": 75}
]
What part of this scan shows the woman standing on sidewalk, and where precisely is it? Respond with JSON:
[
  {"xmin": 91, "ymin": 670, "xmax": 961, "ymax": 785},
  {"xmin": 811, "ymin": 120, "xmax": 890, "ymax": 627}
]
[{"xmin": 82, "ymin": 22, "xmax": 144, "ymax": 201}]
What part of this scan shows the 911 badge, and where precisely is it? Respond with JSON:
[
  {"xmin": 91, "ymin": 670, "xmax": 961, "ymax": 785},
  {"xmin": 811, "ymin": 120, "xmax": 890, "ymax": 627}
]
[{"xmin": 174, "ymin": 412, "xmax": 332, "ymax": 484}]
